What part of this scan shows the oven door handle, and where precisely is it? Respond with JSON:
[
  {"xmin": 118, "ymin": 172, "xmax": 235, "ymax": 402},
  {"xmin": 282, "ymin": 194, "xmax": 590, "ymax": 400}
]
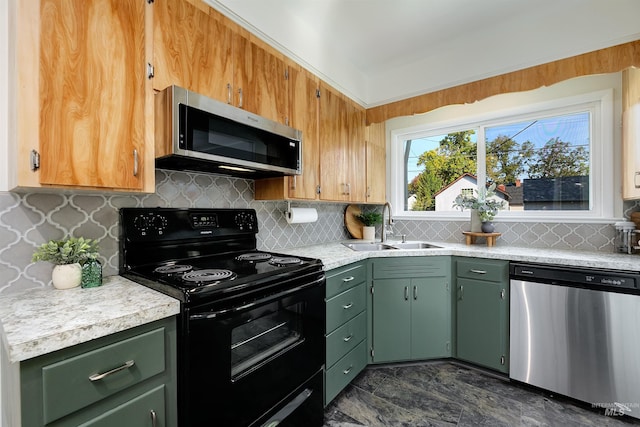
[{"xmin": 189, "ymin": 276, "xmax": 325, "ymax": 320}]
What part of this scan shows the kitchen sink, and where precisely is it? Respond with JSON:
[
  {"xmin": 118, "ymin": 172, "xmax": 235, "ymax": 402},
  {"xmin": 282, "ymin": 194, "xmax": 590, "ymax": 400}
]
[
  {"xmin": 342, "ymin": 242, "xmax": 442, "ymax": 251},
  {"xmin": 342, "ymin": 242, "xmax": 397, "ymax": 251},
  {"xmin": 387, "ymin": 242, "xmax": 442, "ymax": 249}
]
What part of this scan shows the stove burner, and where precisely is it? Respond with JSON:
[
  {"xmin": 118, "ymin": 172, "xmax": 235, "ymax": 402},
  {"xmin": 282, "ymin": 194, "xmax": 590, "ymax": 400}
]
[
  {"xmin": 268, "ymin": 257, "xmax": 302, "ymax": 267},
  {"xmin": 154, "ymin": 264, "xmax": 193, "ymax": 274},
  {"xmin": 236, "ymin": 253, "xmax": 272, "ymax": 262},
  {"xmin": 182, "ymin": 269, "xmax": 236, "ymax": 283}
]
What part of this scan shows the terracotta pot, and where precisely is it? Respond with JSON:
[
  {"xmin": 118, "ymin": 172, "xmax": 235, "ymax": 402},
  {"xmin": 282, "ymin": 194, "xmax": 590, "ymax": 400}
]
[{"xmin": 51, "ymin": 263, "xmax": 82, "ymax": 290}]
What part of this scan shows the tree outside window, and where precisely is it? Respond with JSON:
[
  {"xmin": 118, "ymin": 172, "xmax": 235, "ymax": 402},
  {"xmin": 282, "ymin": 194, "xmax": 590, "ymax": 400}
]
[{"xmin": 404, "ymin": 112, "xmax": 590, "ymax": 212}]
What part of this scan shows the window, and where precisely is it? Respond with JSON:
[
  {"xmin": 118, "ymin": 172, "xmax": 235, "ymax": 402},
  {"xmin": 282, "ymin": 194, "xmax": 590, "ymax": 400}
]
[{"xmin": 390, "ymin": 88, "xmax": 614, "ymax": 221}]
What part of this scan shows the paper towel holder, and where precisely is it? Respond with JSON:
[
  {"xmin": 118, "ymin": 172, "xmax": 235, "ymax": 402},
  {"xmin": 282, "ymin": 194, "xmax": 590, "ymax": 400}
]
[
  {"xmin": 284, "ymin": 201, "xmax": 294, "ymax": 220},
  {"xmin": 283, "ymin": 201, "xmax": 318, "ymax": 223}
]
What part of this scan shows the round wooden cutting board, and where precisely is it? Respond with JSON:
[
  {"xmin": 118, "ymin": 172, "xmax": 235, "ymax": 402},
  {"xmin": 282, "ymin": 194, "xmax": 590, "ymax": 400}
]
[{"xmin": 344, "ymin": 205, "xmax": 363, "ymax": 239}]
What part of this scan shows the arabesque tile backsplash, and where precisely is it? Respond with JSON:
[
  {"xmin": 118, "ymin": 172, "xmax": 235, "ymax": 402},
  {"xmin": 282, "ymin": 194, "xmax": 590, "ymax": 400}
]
[{"xmin": 0, "ymin": 170, "xmax": 638, "ymax": 295}]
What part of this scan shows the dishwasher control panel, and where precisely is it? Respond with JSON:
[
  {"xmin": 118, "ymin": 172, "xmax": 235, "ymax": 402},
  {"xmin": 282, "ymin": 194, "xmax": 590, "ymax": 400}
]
[{"xmin": 510, "ymin": 263, "xmax": 639, "ymax": 292}]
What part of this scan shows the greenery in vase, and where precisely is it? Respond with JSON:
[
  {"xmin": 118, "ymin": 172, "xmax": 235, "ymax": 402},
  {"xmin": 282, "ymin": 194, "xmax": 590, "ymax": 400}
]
[
  {"xmin": 356, "ymin": 212, "xmax": 383, "ymax": 226},
  {"xmin": 452, "ymin": 182, "xmax": 505, "ymax": 222},
  {"xmin": 32, "ymin": 237, "xmax": 99, "ymax": 265}
]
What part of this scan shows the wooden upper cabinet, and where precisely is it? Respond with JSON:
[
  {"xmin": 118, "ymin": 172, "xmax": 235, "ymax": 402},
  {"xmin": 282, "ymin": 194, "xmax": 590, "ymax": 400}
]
[
  {"xmin": 319, "ymin": 82, "xmax": 366, "ymax": 202},
  {"xmin": 152, "ymin": 0, "xmax": 234, "ymax": 103},
  {"xmin": 622, "ymin": 67, "xmax": 640, "ymax": 200},
  {"xmin": 254, "ymin": 64, "xmax": 319, "ymax": 200},
  {"xmin": 25, "ymin": 0, "xmax": 150, "ymax": 190},
  {"xmin": 366, "ymin": 123, "xmax": 387, "ymax": 204},
  {"xmin": 232, "ymin": 34, "xmax": 289, "ymax": 124},
  {"xmin": 346, "ymin": 102, "xmax": 367, "ymax": 202}
]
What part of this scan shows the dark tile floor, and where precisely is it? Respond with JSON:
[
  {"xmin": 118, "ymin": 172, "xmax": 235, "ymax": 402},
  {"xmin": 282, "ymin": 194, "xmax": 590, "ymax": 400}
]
[{"xmin": 323, "ymin": 361, "xmax": 640, "ymax": 426}]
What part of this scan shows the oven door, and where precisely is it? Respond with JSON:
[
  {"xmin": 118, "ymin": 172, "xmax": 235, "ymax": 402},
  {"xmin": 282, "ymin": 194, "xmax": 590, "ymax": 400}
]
[{"xmin": 185, "ymin": 273, "xmax": 325, "ymax": 427}]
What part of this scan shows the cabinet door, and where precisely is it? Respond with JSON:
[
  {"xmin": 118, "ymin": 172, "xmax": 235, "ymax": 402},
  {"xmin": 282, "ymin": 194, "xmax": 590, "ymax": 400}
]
[
  {"xmin": 233, "ymin": 34, "xmax": 289, "ymax": 123},
  {"xmin": 254, "ymin": 65, "xmax": 319, "ymax": 200},
  {"xmin": 366, "ymin": 122, "xmax": 387, "ymax": 204},
  {"xmin": 38, "ymin": 0, "xmax": 147, "ymax": 190},
  {"xmin": 456, "ymin": 277, "xmax": 507, "ymax": 371},
  {"xmin": 622, "ymin": 67, "xmax": 640, "ymax": 200},
  {"xmin": 372, "ymin": 279, "xmax": 411, "ymax": 362},
  {"xmin": 346, "ymin": 101, "xmax": 366, "ymax": 202},
  {"xmin": 319, "ymin": 82, "xmax": 350, "ymax": 201},
  {"xmin": 152, "ymin": 0, "xmax": 234, "ymax": 103},
  {"xmin": 78, "ymin": 386, "xmax": 165, "ymax": 427},
  {"xmin": 411, "ymin": 278, "xmax": 451, "ymax": 359}
]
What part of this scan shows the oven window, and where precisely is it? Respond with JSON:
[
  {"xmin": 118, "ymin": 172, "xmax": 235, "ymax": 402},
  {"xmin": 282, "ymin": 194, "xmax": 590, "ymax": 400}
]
[{"xmin": 230, "ymin": 301, "xmax": 304, "ymax": 379}]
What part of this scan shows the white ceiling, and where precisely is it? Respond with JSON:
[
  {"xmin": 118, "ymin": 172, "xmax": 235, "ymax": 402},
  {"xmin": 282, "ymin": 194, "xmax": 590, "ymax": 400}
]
[{"xmin": 208, "ymin": 0, "xmax": 640, "ymax": 108}]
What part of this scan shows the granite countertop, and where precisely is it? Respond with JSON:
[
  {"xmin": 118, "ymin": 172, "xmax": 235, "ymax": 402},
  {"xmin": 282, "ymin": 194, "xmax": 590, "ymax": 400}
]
[
  {"xmin": 2, "ymin": 242, "xmax": 637, "ymax": 364},
  {"xmin": 281, "ymin": 240, "xmax": 640, "ymax": 272},
  {"xmin": 0, "ymin": 275, "xmax": 180, "ymax": 363}
]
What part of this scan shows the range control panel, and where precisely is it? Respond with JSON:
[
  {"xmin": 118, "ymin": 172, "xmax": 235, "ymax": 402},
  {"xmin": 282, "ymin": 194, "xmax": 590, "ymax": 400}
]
[{"xmin": 121, "ymin": 208, "xmax": 258, "ymax": 241}]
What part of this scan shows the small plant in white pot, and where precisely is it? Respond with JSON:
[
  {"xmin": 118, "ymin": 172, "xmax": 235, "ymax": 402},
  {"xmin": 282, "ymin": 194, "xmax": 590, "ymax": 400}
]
[
  {"xmin": 356, "ymin": 212, "xmax": 383, "ymax": 241},
  {"xmin": 32, "ymin": 237, "xmax": 99, "ymax": 290}
]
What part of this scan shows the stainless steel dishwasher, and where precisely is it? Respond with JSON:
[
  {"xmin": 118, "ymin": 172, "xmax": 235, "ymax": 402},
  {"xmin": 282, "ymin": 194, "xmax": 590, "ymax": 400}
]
[{"xmin": 510, "ymin": 262, "xmax": 640, "ymax": 419}]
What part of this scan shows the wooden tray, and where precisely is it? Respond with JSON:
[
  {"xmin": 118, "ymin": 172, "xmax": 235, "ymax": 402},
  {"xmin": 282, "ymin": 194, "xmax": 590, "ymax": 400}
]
[{"xmin": 344, "ymin": 205, "xmax": 363, "ymax": 239}]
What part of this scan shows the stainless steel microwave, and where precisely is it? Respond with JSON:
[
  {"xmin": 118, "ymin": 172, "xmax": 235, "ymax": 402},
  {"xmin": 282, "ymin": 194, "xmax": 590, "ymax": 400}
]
[{"xmin": 155, "ymin": 85, "xmax": 302, "ymax": 178}]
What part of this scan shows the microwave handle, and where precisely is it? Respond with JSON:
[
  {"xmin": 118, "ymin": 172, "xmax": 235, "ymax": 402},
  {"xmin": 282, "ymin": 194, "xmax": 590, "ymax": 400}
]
[{"xmin": 190, "ymin": 276, "xmax": 324, "ymax": 321}]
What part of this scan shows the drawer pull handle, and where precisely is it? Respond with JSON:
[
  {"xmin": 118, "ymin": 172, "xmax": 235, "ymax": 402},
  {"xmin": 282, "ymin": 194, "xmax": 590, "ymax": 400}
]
[
  {"xmin": 343, "ymin": 334, "xmax": 353, "ymax": 342},
  {"xmin": 342, "ymin": 302, "xmax": 353, "ymax": 309},
  {"xmin": 150, "ymin": 409, "xmax": 157, "ymax": 427},
  {"xmin": 342, "ymin": 276, "xmax": 355, "ymax": 282},
  {"xmin": 470, "ymin": 269, "xmax": 487, "ymax": 274},
  {"xmin": 343, "ymin": 365, "xmax": 353, "ymax": 375},
  {"xmin": 89, "ymin": 360, "xmax": 135, "ymax": 382}
]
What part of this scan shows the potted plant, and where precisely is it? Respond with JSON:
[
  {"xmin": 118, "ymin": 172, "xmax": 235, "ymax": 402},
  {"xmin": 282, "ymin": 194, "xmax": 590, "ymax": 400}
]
[
  {"xmin": 356, "ymin": 212, "xmax": 383, "ymax": 241},
  {"xmin": 32, "ymin": 237, "xmax": 99, "ymax": 289},
  {"xmin": 452, "ymin": 183, "xmax": 505, "ymax": 233}
]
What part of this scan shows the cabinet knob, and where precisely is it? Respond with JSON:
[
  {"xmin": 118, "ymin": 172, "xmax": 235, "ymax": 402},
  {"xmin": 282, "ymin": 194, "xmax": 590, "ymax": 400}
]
[{"xmin": 342, "ymin": 302, "xmax": 353, "ymax": 310}]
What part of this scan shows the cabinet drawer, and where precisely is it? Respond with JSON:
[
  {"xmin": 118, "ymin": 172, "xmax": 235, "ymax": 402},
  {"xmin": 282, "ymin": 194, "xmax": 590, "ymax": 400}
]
[
  {"xmin": 78, "ymin": 385, "xmax": 165, "ymax": 427},
  {"xmin": 373, "ymin": 257, "xmax": 448, "ymax": 279},
  {"xmin": 456, "ymin": 258, "xmax": 508, "ymax": 283},
  {"xmin": 326, "ymin": 283, "xmax": 366, "ymax": 333},
  {"xmin": 42, "ymin": 327, "xmax": 166, "ymax": 424},
  {"xmin": 326, "ymin": 311, "xmax": 366, "ymax": 368},
  {"xmin": 325, "ymin": 340, "xmax": 367, "ymax": 405},
  {"xmin": 326, "ymin": 262, "xmax": 366, "ymax": 299}
]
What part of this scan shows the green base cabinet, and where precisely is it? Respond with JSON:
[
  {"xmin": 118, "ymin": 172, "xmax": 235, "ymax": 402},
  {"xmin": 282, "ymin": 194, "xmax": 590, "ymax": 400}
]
[
  {"xmin": 20, "ymin": 317, "xmax": 177, "ymax": 427},
  {"xmin": 370, "ymin": 257, "xmax": 451, "ymax": 364},
  {"xmin": 455, "ymin": 257, "xmax": 509, "ymax": 373},
  {"xmin": 325, "ymin": 261, "xmax": 367, "ymax": 405}
]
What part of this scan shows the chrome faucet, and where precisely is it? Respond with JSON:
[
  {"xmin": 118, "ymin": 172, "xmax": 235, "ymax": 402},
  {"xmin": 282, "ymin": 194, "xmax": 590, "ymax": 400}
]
[{"xmin": 381, "ymin": 201, "xmax": 394, "ymax": 242}]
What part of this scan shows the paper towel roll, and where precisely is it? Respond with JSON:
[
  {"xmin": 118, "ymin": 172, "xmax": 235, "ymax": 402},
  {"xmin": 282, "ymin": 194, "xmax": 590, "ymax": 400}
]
[{"xmin": 286, "ymin": 207, "xmax": 318, "ymax": 224}]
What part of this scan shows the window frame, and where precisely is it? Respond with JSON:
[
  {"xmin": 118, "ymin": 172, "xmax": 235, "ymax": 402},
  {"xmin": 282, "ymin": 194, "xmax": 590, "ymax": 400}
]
[{"xmin": 389, "ymin": 89, "xmax": 615, "ymax": 223}]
